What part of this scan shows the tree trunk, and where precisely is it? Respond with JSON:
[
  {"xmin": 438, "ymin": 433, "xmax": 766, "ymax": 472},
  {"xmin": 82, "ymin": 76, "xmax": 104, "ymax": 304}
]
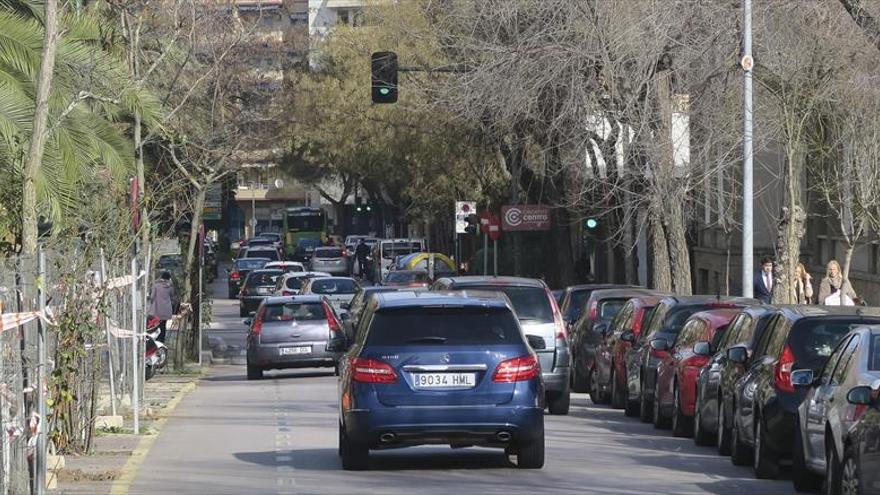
[
  {"xmin": 664, "ymin": 197, "xmax": 693, "ymax": 295},
  {"xmin": 175, "ymin": 186, "xmax": 206, "ymax": 368},
  {"xmin": 649, "ymin": 208, "xmax": 673, "ymax": 292},
  {"xmin": 842, "ymin": 242, "xmax": 856, "ymax": 280},
  {"xmin": 772, "ymin": 206, "xmax": 807, "ymax": 304},
  {"xmin": 21, "ymin": 0, "xmax": 60, "ymax": 255}
]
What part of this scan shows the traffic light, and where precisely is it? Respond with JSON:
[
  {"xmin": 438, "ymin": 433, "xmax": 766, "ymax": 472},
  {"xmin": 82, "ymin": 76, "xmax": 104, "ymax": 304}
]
[
  {"xmin": 464, "ymin": 213, "xmax": 479, "ymax": 234},
  {"xmin": 585, "ymin": 217, "xmax": 598, "ymax": 230},
  {"xmin": 371, "ymin": 51, "xmax": 398, "ymax": 104}
]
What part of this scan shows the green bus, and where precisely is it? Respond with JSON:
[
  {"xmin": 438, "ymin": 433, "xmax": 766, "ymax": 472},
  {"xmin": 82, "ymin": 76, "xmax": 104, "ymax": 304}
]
[{"xmin": 283, "ymin": 206, "xmax": 327, "ymax": 258}]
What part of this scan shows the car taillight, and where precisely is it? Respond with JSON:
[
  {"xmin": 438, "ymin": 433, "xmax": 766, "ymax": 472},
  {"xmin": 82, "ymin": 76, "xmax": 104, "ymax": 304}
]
[
  {"xmin": 632, "ymin": 308, "xmax": 644, "ymax": 338},
  {"xmin": 231, "ymin": 271, "xmax": 240, "ymax": 280},
  {"xmin": 774, "ymin": 344, "xmax": 795, "ymax": 393},
  {"xmin": 252, "ymin": 310, "xmax": 264, "ymax": 336},
  {"xmin": 547, "ymin": 290, "xmax": 567, "ymax": 342},
  {"xmin": 323, "ymin": 302, "xmax": 341, "ymax": 336},
  {"xmin": 493, "ymin": 355, "xmax": 540, "ymax": 382},
  {"xmin": 350, "ymin": 357, "xmax": 398, "ymax": 384},
  {"xmin": 588, "ymin": 301, "xmax": 598, "ymax": 321},
  {"xmin": 282, "ymin": 290, "xmax": 296, "ymax": 296}
]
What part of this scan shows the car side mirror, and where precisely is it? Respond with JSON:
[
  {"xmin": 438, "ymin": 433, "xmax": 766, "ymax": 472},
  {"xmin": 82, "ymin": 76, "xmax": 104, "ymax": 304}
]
[
  {"xmin": 525, "ymin": 334, "xmax": 546, "ymax": 350},
  {"xmin": 649, "ymin": 338, "xmax": 669, "ymax": 351},
  {"xmin": 693, "ymin": 341, "xmax": 711, "ymax": 356},
  {"xmin": 726, "ymin": 345, "xmax": 748, "ymax": 364},
  {"xmin": 847, "ymin": 385, "xmax": 875, "ymax": 406},
  {"xmin": 243, "ymin": 319, "xmax": 252, "ymax": 326},
  {"xmin": 620, "ymin": 330, "xmax": 635, "ymax": 343},
  {"xmin": 790, "ymin": 369, "xmax": 815, "ymax": 388}
]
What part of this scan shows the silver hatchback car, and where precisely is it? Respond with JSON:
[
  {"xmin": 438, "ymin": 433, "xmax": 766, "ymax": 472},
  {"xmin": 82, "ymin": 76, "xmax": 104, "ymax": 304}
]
[
  {"xmin": 245, "ymin": 295, "xmax": 345, "ymax": 380},
  {"xmin": 310, "ymin": 247, "xmax": 349, "ymax": 275}
]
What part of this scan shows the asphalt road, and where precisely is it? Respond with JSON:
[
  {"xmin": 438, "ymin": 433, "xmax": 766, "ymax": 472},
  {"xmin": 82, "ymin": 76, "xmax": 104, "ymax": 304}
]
[{"xmin": 128, "ymin": 273, "xmax": 797, "ymax": 495}]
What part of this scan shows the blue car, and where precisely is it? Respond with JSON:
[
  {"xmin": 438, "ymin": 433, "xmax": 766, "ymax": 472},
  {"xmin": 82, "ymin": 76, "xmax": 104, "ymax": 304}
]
[{"xmin": 330, "ymin": 291, "xmax": 546, "ymax": 470}]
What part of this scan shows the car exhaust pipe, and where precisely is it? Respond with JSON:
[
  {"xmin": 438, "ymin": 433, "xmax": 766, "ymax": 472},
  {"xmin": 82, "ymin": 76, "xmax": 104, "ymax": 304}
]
[
  {"xmin": 379, "ymin": 432, "xmax": 397, "ymax": 443},
  {"xmin": 496, "ymin": 431, "xmax": 512, "ymax": 442}
]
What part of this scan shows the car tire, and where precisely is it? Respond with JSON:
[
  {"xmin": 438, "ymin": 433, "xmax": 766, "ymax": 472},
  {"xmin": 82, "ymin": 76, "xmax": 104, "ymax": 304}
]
[
  {"xmin": 653, "ymin": 385, "xmax": 671, "ymax": 430},
  {"xmin": 517, "ymin": 433, "xmax": 545, "ymax": 469},
  {"xmin": 717, "ymin": 397, "xmax": 732, "ymax": 456},
  {"xmin": 730, "ymin": 407, "xmax": 752, "ymax": 466},
  {"xmin": 672, "ymin": 386, "xmax": 692, "ymax": 438},
  {"xmin": 246, "ymin": 362, "xmax": 263, "ymax": 381},
  {"xmin": 624, "ymin": 395, "xmax": 640, "ymax": 418},
  {"xmin": 590, "ymin": 368, "xmax": 610, "ymax": 405},
  {"xmin": 840, "ymin": 443, "xmax": 860, "ymax": 495},
  {"xmin": 792, "ymin": 429, "xmax": 823, "ymax": 492},
  {"xmin": 753, "ymin": 417, "xmax": 779, "ymax": 479},
  {"xmin": 693, "ymin": 393, "xmax": 713, "ymax": 446},
  {"xmin": 639, "ymin": 377, "xmax": 654, "ymax": 423},
  {"xmin": 610, "ymin": 368, "xmax": 625, "ymax": 410},
  {"xmin": 571, "ymin": 362, "xmax": 589, "ymax": 393},
  {"xmin": 547, "ymin": 391, "xmax": 570, "ymax": 415},
  {"xmin": 340, "ymin": 424, "xmax": 369, "ymax": 471}
]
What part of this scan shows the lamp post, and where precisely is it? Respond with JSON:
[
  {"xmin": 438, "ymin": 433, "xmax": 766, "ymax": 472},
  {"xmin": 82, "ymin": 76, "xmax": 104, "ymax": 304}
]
[
  {"xmin": 741, "ymin": 0, "xmax": 754, "ymax": 297},
  {"xmin": 249, "ymin": 180, "xmax": 256, "ymax": 238}
]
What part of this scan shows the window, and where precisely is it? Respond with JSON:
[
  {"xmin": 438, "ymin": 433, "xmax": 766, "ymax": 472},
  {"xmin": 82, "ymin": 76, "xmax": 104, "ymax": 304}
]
[
  {"xmin": 788, "ymin": 317, "xmax": 877, "ymax": 370},
  {"xmin": 710, "ymin": 324, "xmax": 730, "ymax": 350},
  {"xmin": 564, "ymin": 289, "xmax": 594, "ymax": 322},
  {"xmin": 314, "ymin": 248, "xmax": 344, "ymax": 258},
  {"xmin": 676, "ymin": 319, "xmax": 705, "ymax": 348},
  {"xmin": 831, "ymin": 336, "xmax": 860, "ymax": 385},
  {"xmin": 365, "ymin": 307, "xmax": 522, "ymax": 346},
  {"xmin": 820, "ymin": 336, "xmax": 853, "ymax": 385},
  {"xmin": 262, "ymin": 302, "xmax": 325, "ymax": 322},
  {"xmin": 753, "ymin": 316, "xmax": 782, "ymax": 358},
  {"xmin": 246, "ymin": 270, "xmax": 283, "ymax": 287},
  {"xmin": 599, "ymin": 299, "xmax": 627, "ymax": 320},
  {"xmin": 612, "ymin": 302, "xmax": 635, "ymax": 333},
  {"xmin": 309, "ymin": 278, "xmax": 359, "ymax": 295},
  {"xmin": 720, "ymin": 314, "xmax": 749, "ymax": 349},
  {"xmin": 461, "ymin": 286, "xmax": 553, "ymax": 323}
]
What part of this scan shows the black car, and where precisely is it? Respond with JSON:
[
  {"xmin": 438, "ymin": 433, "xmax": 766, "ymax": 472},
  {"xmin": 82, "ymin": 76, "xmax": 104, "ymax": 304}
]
[
  {"xmin": 696, "ymin": 305, "xmax": 778, "ymax": 451},
  {"xmin": 624, "ymin": 295, "xmax": 757, "ymax": 424},
  {"xmin": 568, "ymin": 288, "xmax": 657, "ymax": 402},
  {"xmin": 239, "ymin": 269, "xmax": 284, "ymax": 317},
  {"xmin": 227, "ymin": 257, "xmax": 270, "ymax": 298},
  {"xmin": 728, "ymin": 306, "xmax": 880, "ymax": 479}
]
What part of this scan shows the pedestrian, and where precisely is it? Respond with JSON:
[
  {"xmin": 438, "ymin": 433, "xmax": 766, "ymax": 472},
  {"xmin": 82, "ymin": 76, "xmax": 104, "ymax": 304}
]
[
  {"xmin": 818, "ymin": 259, "xmax": 857, "ymax": 306},
  {"xmin": 793, "ymin": 263, "xmax": 814, "ymax": 305},
  {"xmin": 355, "ymin": 239, "xmax": 370, "ymax": 279},
  {"xmin": 754, "ymin": 256, "xmax": 774, "ymax": 304},
  {"xmin": 148, "ymin": 271, "xmax": 175, "ymax": 342}
]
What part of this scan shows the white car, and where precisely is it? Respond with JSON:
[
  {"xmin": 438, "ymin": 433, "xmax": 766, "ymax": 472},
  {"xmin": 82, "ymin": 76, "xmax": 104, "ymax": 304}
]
[
  {"xmin": 298, "ymin": 277, "xmax": 360, "ymax": 311},
  {"xmin": 264, "ymin": 261, "xmax": 306, "ymax": 273},
  {"xmin": 273, "ymin": 271, "xmax": 332, "ymax": 296}
]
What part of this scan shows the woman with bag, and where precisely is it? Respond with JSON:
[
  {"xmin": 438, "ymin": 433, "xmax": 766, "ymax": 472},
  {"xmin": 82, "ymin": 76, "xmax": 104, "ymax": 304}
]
[{"xmin": 817, "ymin": 260, "xmax": 857, "ymax": 306}]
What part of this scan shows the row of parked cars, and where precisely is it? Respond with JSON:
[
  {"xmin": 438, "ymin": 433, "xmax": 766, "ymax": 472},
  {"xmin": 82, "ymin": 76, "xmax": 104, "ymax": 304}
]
[{"xmin": 564, "ymin": 284, "xmax": 880, "ymax": 493}]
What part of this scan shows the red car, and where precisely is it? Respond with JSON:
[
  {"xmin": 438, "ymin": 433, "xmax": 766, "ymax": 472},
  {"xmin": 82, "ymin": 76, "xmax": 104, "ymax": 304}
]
[{"xmin": 653, "ymin": 308, "xmax": 739, "ymax": 437}]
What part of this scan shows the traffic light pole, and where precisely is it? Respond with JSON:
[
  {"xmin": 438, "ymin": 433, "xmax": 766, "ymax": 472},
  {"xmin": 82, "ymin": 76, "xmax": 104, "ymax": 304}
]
[{"xmin": 483, "ymin": 232, "xmax": 488, "ymax": 276}]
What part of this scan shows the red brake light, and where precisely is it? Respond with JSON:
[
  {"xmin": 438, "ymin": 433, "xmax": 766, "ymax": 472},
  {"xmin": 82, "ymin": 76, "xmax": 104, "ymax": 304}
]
[
  {"xmin": 350, "ymin": 357, "xmax": 397, "ymax": 384},
  {"xmin": 547, "ymin": 290, "xmax": 567, "ymax": 341},
  {"xmin": 231, "ymin": 271, "xmax": 240, "ymax": 280},
  {"xmin": 282, "ymin": 290, "xmax": 296, "ymax": 296},
  {"xmin": 323, "ymin": 302, "xmax": 341, "ymax": 336},
  {"xmin": 774, "ymin": 344, "xmax": 796, "ymax": 393},
  {"xmin": 632, "ymin": 308, "xmax": 645, "ymax": 338},
  {"xmin": 493, "ymin": 355, "xmax": 540, "ymax": 382},
  {"xmin": 251, "ymin": 308, "xmax": 264, "ymax": 336}
]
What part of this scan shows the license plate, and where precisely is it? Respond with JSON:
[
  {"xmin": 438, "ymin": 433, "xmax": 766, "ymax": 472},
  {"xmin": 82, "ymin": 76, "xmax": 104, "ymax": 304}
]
[
  {"xmin": 413, "ymin": 373, "xmax": 476, "ymax": 389},
  {"xmin": 279, "ymin": 346, "xmax": 311, "ymax": 356},
  {"xmin": 257, "ymin": 288, "xmax": 271, "ymax": 295}
]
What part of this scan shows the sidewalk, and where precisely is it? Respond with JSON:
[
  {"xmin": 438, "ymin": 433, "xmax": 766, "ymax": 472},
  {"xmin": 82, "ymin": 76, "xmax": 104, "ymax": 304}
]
[{"xmin": 54, "ymin": 370, "xmax": 204, "ymax": 494}]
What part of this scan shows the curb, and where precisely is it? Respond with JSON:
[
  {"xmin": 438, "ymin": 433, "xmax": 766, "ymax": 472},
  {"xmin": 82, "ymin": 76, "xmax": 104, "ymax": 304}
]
[{"xmin": 108, "ymin": 379, "xmax": 200, "ymax": 495}]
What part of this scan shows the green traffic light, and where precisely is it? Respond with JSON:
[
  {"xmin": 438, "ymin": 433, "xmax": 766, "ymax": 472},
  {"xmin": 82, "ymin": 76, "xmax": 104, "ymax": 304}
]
[
  {"xmin": 379, "ymin": 88, "xmax": 390, "ymax": 95},
  {"xmin": 586, "ymin": 218, "xmax": 598, "ymax": 229},
  {"xmin": 356, "ymin": 206, "xmax": 363, "ymax": 212}
]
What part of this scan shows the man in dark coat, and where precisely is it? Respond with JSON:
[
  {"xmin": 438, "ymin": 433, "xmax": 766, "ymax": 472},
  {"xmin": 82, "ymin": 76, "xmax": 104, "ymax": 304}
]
[{"xmin": 754, "ymin": 256, "xmax": 774, "ymax": 304}]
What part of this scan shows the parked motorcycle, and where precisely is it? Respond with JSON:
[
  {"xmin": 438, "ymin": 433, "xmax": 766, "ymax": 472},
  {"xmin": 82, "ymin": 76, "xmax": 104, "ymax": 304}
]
[{"xmin": 145, "ymin": 317, "xmax": 168, "ymax": 380}]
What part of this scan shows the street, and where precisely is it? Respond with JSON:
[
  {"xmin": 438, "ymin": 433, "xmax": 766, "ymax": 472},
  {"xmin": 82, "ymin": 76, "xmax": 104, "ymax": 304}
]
[{"xmin": 127, "ymin": 276, "xmax": 796, "ymax": 495}]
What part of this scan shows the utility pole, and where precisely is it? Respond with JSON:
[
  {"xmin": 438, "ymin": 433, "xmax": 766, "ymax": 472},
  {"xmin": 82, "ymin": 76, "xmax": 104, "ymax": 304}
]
[
  {"xmin": 741, "ymin": 0, "xmax": 755, "ymax": 298},
  {"xmin": 35, "ymin": 248, "xmax": 47, "ymax": 495}
]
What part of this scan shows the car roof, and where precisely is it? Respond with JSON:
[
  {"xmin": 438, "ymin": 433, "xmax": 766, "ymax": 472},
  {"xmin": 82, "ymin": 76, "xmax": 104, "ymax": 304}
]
[
  {"xmin": 281, "ymin": 271, "xmax": 331, "ymax": 279},
  {"xmin": 774, "ymin": 305, "xmax": 880, "ymax": 319},
  {"xmin": 588, "ymin": 288, "xmax": 659, "ymax": 300},
  {"xmin": 657, "ymin": 295, "xmax": 758, "ymax": 306},
  {"xmin": 687, "ymin": 308, "xmax": 742, "ymax": 327},
  {"xmin": 374, "ymin": 291, "xmax": 512, "ymax": 310},
  {"xmin": 249, "ymin": 269, "xmax": 283, "ymax": 274},
  {"xmin": 235, "ymin": 257, "xmax": 270, "ymax": 263},
  {"xmin": 566, "ymin": 284, "xmax": 638, "ymax": 292},
  {"xmin": 437, "ymin": 276, "xmax": 548, "ymax": 289},
  {"xmin": 264, "ymin": 295, "xmax": 324, "ymax": 305},
  {"xmin": 309, "ymin": 276, "xmax": 357, "ymax": 282}
]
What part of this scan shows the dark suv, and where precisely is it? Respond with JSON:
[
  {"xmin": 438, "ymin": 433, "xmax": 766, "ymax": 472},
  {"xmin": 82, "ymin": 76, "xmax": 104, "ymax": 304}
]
[
  {"xmin": 728, "ymin": 306, "xmax": 880, "ymax": 479},
  {"xmin": 432, "ymin": 276, "xmax": 571, "ymax": 415}
]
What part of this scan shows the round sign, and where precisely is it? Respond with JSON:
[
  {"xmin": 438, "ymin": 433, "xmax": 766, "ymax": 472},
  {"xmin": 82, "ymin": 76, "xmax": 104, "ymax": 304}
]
[{"xmin": 741, "ymin": 55, "xmax": 754, "ymax": 71}]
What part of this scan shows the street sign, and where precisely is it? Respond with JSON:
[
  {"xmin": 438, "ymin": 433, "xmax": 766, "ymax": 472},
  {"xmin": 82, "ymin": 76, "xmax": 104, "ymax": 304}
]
[
  {"xmin": 501, "ymin": 205, "xmax": 551, "ymax": 231},
  {"xmin": 488, "ymin": 224, "xmax": 501, "ymax": 241},
  {"xmin": 455, "ymin": 201, "xmax": 477, "ymax": 234}
]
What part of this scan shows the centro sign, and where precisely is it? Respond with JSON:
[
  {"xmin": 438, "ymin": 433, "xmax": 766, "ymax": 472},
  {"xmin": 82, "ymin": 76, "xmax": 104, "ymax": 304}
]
[{"xmin": 501, "ymin": 205, "xmax": 551, "ymax": 231}]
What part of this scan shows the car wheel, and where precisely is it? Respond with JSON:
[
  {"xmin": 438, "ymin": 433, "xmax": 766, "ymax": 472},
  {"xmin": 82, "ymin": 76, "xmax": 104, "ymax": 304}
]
[
  {"xmin": 672, "ymin": 386, "xmax": 692, "ymax": 438},
  {"xmin": 547, "ymin": 390, "xmax": 570, "ymax": 415},
  {"xmin": 340, "ymin": 424, "xmax": 369, "ymax": 471},
  {"xmin": 653, "ymin": 384, "xmax": 671, "ymax": 430},
  {"xmin": 841, "ymin": 443, "xmax": 861, "ymax": 495},
  {"xmin": 639, "ymin": 377, "xmax": 654, "ymax": 423},
  {"xmin": 693, "ymin": 392, "xmax": 713, "ymax": 446},
  {"xmin": 571, "ymin": 360, "xmax": 589, "ymax": 393},
  {"xmin": 753, "ymin": 416, "xmax": 779, "ymax": 479},
  {"xmin": 717, "ymin": 397, "xmax": 732, "ymax": 456},
  {"xmin": 246, "ymin": 362, "xmax": 263, "ymax": 381},
  {"xmin": 792, "ymin": 429, "xmax": 823, "ymax": 492},
  {"xmin": 624, "ymin": 394, "xmax": 640, "ymax": 418},
  {"xmin": 517, "ymin": 433, "xmax": 545, "ymax": 469},
  {"xmin": 590, "ymin": 368, "xmax": 609, "ymax": 405},
  {"xmin": 611, "ymin": 368, "xmax": 625, "ymax": 409},
  {"xmin": 730, "ymin": 407, "xmax": 752, "ymax": 466}
]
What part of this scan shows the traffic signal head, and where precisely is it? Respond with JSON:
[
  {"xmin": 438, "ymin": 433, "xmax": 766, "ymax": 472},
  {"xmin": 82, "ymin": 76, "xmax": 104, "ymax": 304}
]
[
  {"xmin": 371, "ymin": 51, "xmax": 398, "ymax": 104},
  {"xmin": 585, "ymin": 217, "xmax": 598, "ymax": 230},
  {"xmin": 464, "ymin": 213, "xmax": 479, "ymax": 234}
]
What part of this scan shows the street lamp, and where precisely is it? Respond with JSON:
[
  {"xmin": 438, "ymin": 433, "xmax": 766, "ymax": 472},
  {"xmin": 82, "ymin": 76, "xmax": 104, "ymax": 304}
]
[{"xmin": 249, "ymin": 180, "xmax": 256, "ymax": 237}]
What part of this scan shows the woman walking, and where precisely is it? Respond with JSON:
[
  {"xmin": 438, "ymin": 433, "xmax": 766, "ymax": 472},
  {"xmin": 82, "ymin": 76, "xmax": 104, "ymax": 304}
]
[
  {"xmin": 148, "ymin": 271, "xmax": 175, "ymax": 342},
  {"xmin": 793, "ymin": 263, "xmax": 814, "ymax": 304},
  {"xmin": 817, "ymin": 260, "xmax": 857, "ymax": 306}
]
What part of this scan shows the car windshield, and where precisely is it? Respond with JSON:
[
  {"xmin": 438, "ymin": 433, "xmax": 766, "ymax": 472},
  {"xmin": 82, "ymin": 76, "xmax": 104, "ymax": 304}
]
[
  {"xmin": 285, "ymin": 277, "xmax": 308, "ymax": 290},
  {"xmin": 464, "ymin": 285, "xmax": 553, "ymax": 323},
  {"xmin": 262, "ymin": 303, "xmax": 325, "ymax": 322},
  {"xmin": 309, "ymin": 279, "xmax": 358, "ymax": 294},
  {"xmin": 599, "ymin": 299, "xmax": 627, "ymax": 320},
  {"xmin": 246, "ymin": 271, "xmax": 282, "ymax": 287},
  {"xmin": 245, "ymin": 249, "xmax": 279, "ymax": 261},
  {"xmin": 382, "ymin": 242, "xmax": 422, "ymax": 259},
  {"xmin": 366, "ymin": 307, "xmax": 522, "ymax": 346},
  {"xmin": 315, "ymin": 248, "xmax": 343, "ymax": 258},
  {"xmin": 235, "ymin": 259, "xmax": 268, "ymax": 270},
  {"xmin": 790, "ymin": 318, "xmax": 880, "ymax": 370}
]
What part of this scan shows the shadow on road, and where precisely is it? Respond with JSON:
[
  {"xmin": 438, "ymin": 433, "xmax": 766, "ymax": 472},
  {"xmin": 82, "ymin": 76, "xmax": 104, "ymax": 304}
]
[
  {"xmin": 202, "ymin": 370, "xmax": 336, "ymax": 382},
  {"xmin": 234, "ymin": 448, "xmax": 515, "ymax": 472}
]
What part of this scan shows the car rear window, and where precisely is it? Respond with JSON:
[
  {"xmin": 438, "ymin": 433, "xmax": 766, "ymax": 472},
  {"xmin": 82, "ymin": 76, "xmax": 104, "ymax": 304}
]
[
  {"xmin": 248, "ymin": 238, "xmax": 274, "ymax": 246},
  {"xmin": 599, "ymin": 299, "xmax": 627, "ymax": 320},
  {"xmin": 245, "ymin": 249, "xmax": 279, "ymax": 261},
  {"xmin": 285, "ymin": 277, "xmax": 307, "ymax": 290},
  {"xmin": 246, "ymin": 271, "xmax": 283, "ymax": 287},
  {"xmin": 262, "ymin": 303, "xmax": 325, "ymax": 322},
  {"xmin": 462, "ymin": 286, "xmax": 553, "ymax": 323},
  {"xmin": 236, "ymin": 258, "xmax": 268, "ymax": 270},
  {"xmin": 310, "ymin": 278, "xmax": 358, "ymax": 294},
  {"xmin": 566, "ymin": 290, "xmax": 592, "ymax": 320},
  {"xmin": 366, "ymin": 307, "xmax": 523, "ymax": 346},
  {"xmin": 789, "ymin": 318, "xmax": 880, "ymax": 370},
  {"xmin": 664, "ymin": 304, "xmax": 733, "ymax": 334},
  {"xmin": 385, "ymin": 272, "xmax": 428, "ymax": 283},
  {"xmin": 315, "ymin": 248, "xmax": 343, "ymax": 258}
]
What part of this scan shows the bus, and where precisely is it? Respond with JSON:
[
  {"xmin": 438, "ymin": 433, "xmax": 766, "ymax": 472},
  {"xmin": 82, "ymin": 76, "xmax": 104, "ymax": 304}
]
[{"xmin": 283, "ymin": 206, "xmax": 327, "ymax": 257}]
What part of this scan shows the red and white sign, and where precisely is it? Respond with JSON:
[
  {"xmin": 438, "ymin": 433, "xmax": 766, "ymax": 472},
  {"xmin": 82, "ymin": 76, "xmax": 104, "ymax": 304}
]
[
  {"xmin": 455, "ymin": 201, "xmax": 477, "ymax": 234},
  {"xmin": 501, "ymin": 205, "xmax": 551, "ymax": 231}
]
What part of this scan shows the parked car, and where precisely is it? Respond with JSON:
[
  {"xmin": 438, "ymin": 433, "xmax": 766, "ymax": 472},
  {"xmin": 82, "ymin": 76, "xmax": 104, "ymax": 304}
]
[
  {"xmin": 696, "ymin": 305, "xmax": 779, "ymax": 452},
  {"xmin": 245, "ymin": 295, "xmax": 345, "ymax": 380},
  {"xmin": 299, "ymin": 277, "xmax": 360, "ymax": 311},
  {"xmin": 653, "ymin": 308, "xmax": 740, "ymax": 436},
  {"xmin": 625, "ymin": 295, "xmax": 757, "ymax": 424},
  {"xmin": 728, "ymin": 306, "xmax": 880, "ymax": 479},
  {"xmin": 264, "ymin": 261, "xmax": 305, "ymax": 273},
  {"xmin": 791, "ymin": 325, "xmax": 880, "ymax": 492},
  {"xmin": 432, "ymin": 276, "xmax": 571, "ymax": 415},
  {"xmin": 310, "ymin": 247, "xmax": 349, "ymax": 275},
  {"xmin": 558, "ymin": 284, "xmax": 636, "ymax": 330},
  {"xmin": 239, "ymin": 269, "xmax": 284, "ymax": 317},
  {"xmin": 570, "ymin": 288, "xmax": 658, "ymax": 403},
  {"xmin": 227, "ymin": 257, "xmax": 270, "ymax": 298},
  {"xmin": 332, "ymin": 291, "xmax": 545, "ymax": 470},
  {"xmin": 382, "ymin": 270, "xmax": 431, "ymax": 287},
  {"xmin": 273, "ymin": 272, "xmax": 332, "ymax": 296},
  {"xmin": 241, "ymin": 245, "xmax": 283, "ymax": 263}
]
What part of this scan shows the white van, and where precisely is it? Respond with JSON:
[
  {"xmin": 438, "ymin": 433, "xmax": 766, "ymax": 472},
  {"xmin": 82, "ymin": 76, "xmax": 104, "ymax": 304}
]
[{"xmin": 371, "ymin": 238, "xmax": 426, "ymax": 281}]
